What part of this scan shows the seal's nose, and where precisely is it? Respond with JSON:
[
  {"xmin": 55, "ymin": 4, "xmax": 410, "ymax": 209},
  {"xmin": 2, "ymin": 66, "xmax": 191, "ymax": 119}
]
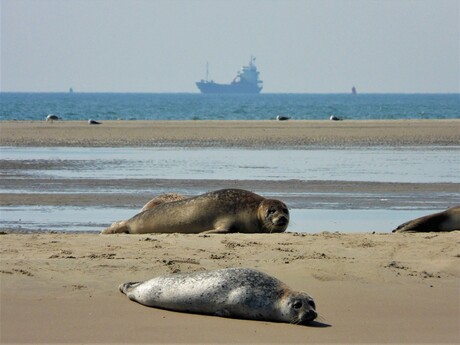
[
  {"xmin": 303, "ymin": 310, "xmax": 318, "ymax": 323},
  {"xmin": 276, "ymin": 216, "xmax": 288, "ymax": 226}
]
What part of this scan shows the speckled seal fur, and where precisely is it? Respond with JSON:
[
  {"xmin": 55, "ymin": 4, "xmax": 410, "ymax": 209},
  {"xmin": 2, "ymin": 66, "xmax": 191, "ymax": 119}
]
[
  {"xmin": 119, "ymin": 268, "xmax": 317, "ymax": 325},
  {"xmin": 101, "ymin": 189, "xmax": 289, "ymax": 234}
]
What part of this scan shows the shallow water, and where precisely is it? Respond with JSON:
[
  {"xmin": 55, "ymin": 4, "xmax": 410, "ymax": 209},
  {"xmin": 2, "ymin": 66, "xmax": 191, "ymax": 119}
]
[
  {"xmin": 0, "ymin": 206, "xmax": 441, "ymax": 234},
  {"xmin": 2, "ymin": 146, "xmax": 459, "ymax": 183},
  {"xmin": 1, "ymin": 146, "xmax": 458, "ymax": 233}
]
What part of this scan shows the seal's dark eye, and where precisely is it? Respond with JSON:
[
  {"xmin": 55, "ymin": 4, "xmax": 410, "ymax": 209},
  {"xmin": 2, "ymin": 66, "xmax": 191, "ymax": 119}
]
[
  {"xmin": 293, "ymin": 301, "xmax": 302, "ymax": 309},
  {"xmin": 267, "ymin": 208, "xmax": 276, "ymax": 215},
  {"xmin": 308, "ymin": 300, "xmax": 316, "ymax": 310}
]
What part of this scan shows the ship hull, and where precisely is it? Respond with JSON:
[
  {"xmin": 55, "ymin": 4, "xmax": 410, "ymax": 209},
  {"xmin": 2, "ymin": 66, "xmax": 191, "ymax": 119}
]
[{"xmin": 196, "ymin": 81, "xmax": 262, "ymax": 94}]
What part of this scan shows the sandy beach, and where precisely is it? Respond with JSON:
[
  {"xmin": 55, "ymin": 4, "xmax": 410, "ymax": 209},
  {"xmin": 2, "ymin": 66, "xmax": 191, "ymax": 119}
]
[
  {"xmin": 1, "ymin": 232, "xmax": 459, "ymax": 344},
  {"xmin": 1, "ymin": 119, "xmax": 459, "ymax": 147},
  {"xmin": 1, "ymin": 120, "xmax": 459, "ymax": 344}
]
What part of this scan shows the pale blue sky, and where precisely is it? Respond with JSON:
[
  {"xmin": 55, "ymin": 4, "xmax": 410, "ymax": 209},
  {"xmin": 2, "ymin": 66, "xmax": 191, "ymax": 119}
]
[{"xmin": 1, "ymin": 0, "xmax": 459, "ymax": 93}]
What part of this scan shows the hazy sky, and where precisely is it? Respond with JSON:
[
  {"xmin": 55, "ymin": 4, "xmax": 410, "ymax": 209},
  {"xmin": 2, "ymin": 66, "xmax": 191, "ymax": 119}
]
[{"xmin": 1, "ymin": 0, "xmax": 459, "ymax": 93}]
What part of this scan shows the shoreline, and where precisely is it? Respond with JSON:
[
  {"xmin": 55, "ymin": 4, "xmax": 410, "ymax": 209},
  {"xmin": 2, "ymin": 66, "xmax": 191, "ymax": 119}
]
[{"xmin": 1, "ymin": 119, "xmax": 459, "ymax": 147}]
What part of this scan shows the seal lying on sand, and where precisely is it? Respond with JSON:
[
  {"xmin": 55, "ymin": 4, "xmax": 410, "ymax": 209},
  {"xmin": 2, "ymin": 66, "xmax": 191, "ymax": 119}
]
[
  {"xmin": 119, "ymin": 268, "xmax": 317, "ymax": 325},
  {"xmin": 392, "ymin": 205, "xmax": 460, "ymax": 233},
  {"xmin": 101, "ymin": 189, "xmax": 289, "ymax": 234},
  {"xmin": 46, "ymin": 114, "xmax": 60, "ymax": 122}
]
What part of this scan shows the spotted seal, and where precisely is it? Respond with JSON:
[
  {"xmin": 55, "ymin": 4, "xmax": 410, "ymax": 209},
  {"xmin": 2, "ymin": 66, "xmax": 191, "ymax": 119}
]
[{"xmin": 119, "ymin": 268, "xmax": 317, "ymax": 325}]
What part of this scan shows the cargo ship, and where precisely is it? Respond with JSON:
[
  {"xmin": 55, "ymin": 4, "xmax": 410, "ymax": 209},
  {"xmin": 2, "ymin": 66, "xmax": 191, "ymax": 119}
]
[{"xmin": 196, "ymin": 56, "xmax": 263, "ymax": 94}]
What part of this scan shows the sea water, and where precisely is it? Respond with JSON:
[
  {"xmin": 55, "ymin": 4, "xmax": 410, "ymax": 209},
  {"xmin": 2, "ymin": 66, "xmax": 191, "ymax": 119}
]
[{"xmin": 1, "ymin": 93, "xmax": 459, "ymax": 121}]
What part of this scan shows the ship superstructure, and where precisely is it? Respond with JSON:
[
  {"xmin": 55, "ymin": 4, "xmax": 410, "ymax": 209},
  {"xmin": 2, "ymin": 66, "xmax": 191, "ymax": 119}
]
[{"xmin": 196, "ymin": 57, "xmax": 263, "ymax": 94}]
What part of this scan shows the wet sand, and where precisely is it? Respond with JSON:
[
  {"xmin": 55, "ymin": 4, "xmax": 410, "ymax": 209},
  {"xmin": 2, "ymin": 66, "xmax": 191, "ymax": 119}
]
[
  {"xmin": 1, "ymin": 178, "xmax": 458, "ymax": 209},
  {"xmin": 1, "ymin": 120, "xmax": 459, "ymax": 343}
]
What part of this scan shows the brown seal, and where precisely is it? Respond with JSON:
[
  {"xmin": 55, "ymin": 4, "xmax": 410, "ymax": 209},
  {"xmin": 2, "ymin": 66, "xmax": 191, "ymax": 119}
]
[
  {"xmin": 101, "ymin": 188, "xmax": 289, "ymax": 234},
  {"xmin": 392, "ymin": 205, "xmax": 460, "ymax": 233}
]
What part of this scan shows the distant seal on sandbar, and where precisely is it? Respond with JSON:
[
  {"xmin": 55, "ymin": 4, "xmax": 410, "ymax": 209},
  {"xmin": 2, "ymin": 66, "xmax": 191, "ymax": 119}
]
[
  {"xmin": 392, "ymin": 205, "xmax": 460, "ymax": 233},
  {"xmin": 101, "ymin": 188, "xmax": 289, "ymax": 234},
  {"xmin": 46, "ymin": 114, "xmax": 60, "ymax": 122},
  {"xmin": 276, "ymin": 115, "xmax": 290, "ymax": 121},
  {"xmin": 119, "ymin": 268, "xmax": 317, "ymax": 325}
]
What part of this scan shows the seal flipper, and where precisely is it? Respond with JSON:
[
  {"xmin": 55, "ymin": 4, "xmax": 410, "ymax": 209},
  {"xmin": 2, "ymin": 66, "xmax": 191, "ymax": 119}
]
[
  {"xmin": 215, "ymin": 309, "xmax": 231, "ymax": 317},
  {"xmin": 101, "ymin": 220, "xmax": 130, "ymax": 234},
  {"xmin": 392, "ymin": 220, "xmax": 413, "ymax": 233},
  {"xmin": 201, "ymin": 227, "xmax": 231, "ymax": 234},
  {"xmin": 119, "ymin": 282, "xmax": 142, "ymax": 294}
]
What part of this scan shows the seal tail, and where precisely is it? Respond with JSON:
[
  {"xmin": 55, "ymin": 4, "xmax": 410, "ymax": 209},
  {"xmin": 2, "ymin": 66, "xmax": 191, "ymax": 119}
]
[{"xmin": 119, "ymin": 281, "xmax": 142, "ymax": 294}]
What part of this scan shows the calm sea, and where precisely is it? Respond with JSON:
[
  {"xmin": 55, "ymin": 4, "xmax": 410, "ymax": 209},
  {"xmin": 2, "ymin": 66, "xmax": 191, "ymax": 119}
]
[{"xmin": 1, "ymin": 93, "xmax": 459, "ymax": 121}]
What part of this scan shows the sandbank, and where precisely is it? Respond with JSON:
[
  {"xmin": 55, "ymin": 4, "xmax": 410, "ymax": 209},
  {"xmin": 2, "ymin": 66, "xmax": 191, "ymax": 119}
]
[{"xmin": 1, "ymin": 119, "xmax": 459, "ymax": 147}]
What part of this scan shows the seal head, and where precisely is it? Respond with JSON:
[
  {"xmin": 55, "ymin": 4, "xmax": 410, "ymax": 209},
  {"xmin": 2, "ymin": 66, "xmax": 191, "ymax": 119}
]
[
  {"xmin": 278, "ymin": 291, "xmax": 318, "ymax": 325},
  {"xmin": 258, "ymin": 199, "xmax": 289, "ymax": 233}
]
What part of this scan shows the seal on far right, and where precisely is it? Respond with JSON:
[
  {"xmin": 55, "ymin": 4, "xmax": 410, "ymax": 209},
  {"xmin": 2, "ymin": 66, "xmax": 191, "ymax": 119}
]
[{"xmin": 392, "ymin": 205, "xmax": 460, "ymax": 233}]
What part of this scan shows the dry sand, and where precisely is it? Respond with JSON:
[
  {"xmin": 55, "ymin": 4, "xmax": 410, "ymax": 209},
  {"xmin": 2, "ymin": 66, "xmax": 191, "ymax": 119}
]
[
  {"xmin": 1, "ymin": 120, "xmax": 459, "ymax": 343},
  {"xmin": 1, "ymin": 119, "xmax": 459, "ymax": 147},
  {"xmin": 1, "ymin": 232, "xmax": 459, "ymax": 344}
]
